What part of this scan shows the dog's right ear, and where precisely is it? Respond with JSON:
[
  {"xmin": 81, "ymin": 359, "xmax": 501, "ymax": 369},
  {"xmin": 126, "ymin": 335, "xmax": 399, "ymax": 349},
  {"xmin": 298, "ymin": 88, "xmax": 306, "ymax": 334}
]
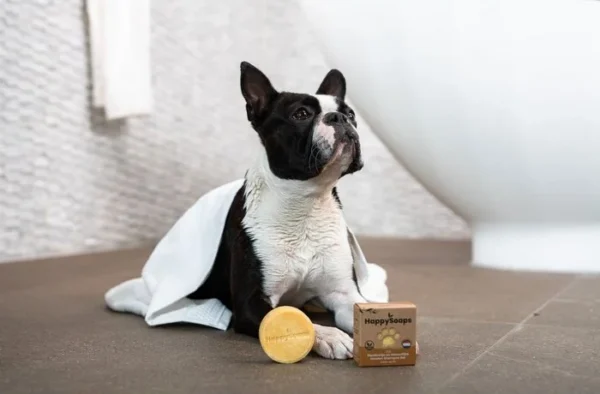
[
  {"xmin": 316, "ymin": 69, "xmax": 346, "ymax": 100},
  {"xmin": 240, "ymin": 61, "xmax": 277, "ymax": 123}
]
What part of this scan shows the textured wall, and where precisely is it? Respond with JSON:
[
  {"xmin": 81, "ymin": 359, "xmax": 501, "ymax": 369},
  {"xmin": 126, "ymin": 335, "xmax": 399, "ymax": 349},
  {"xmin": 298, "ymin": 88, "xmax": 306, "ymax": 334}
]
[{"xmin": 0, "ymin": 0, "xmax": 468, "ymax": 263}]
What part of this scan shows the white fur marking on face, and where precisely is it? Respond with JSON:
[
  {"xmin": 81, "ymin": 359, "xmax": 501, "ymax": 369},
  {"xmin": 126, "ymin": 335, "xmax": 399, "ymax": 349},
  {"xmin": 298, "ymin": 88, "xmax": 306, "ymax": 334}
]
[
  {"xmin": 312, "ymin": 95, "xmax": 341, "ymax": 147},
  {"xmin": 315, "ymin": 123, "xmax": 336, "ymax": 150},
  {"xmin": 315, "ymin": 94, "xmax": 339, "ymax": 113}
]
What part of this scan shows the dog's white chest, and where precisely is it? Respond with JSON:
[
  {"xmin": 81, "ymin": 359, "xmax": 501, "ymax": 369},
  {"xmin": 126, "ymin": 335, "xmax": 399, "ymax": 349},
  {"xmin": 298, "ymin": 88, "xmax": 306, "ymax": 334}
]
[{"xmin": 243, "ymin": 187, "xmax": 354, "ymax": 307}]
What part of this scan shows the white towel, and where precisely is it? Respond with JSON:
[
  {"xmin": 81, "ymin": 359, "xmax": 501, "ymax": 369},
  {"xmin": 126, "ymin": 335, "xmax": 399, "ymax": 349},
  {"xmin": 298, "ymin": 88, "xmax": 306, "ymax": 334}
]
[
  {"xmin": 86, "ymin": 0, "xmax": 153, "ymax": 119},
  {"xmin": 104, "ymin": 179, "xmax": 389, "ymax": 330}
]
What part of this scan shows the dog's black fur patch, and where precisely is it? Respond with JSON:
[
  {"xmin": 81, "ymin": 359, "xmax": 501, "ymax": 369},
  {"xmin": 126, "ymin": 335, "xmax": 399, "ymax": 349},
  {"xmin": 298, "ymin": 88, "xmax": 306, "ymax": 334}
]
[{"xmin": 187, "ymin": 182, "xmax": 272, "ymax": 337}]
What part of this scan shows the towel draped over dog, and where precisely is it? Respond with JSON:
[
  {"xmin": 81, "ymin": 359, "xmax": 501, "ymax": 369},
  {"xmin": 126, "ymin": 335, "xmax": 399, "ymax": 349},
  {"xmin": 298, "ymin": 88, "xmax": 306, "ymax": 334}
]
[{"xmin": 104, "ymin": 179, "xmax": 389, "ymax": 330}]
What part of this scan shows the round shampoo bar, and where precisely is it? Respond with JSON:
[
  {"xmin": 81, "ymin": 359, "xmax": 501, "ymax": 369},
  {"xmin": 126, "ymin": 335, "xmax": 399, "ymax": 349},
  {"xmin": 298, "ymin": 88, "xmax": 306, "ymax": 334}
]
[{"xmin": 259, "ymin": 306, "xmax": 315, "ymax": 364}]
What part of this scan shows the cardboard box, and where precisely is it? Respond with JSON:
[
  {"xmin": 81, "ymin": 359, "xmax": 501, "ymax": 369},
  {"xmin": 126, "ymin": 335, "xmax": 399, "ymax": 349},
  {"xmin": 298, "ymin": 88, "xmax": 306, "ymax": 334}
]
[{"xmin": 353, "ymin": 302, "xmax": 417, "ymax": 367}]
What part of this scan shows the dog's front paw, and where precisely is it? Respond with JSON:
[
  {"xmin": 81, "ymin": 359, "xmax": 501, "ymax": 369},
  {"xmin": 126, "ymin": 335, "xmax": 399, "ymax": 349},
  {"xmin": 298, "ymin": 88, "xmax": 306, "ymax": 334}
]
[{"xmin": 312, "ymin": 324, "xmax": 353, "ymax": 360}]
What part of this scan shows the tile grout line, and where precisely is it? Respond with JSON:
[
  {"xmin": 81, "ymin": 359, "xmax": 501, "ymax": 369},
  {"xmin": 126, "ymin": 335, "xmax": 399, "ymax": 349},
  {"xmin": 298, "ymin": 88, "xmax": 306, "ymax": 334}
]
[{"xmin": 435, "ymin": 277, "xmax": 580, "ymax": 392}]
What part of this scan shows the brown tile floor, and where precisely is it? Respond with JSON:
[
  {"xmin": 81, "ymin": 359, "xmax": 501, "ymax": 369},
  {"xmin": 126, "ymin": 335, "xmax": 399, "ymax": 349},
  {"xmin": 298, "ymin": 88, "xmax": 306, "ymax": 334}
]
[{"xmin": 0, "ymin": 239, "xmax": 598, "ymax": 394}]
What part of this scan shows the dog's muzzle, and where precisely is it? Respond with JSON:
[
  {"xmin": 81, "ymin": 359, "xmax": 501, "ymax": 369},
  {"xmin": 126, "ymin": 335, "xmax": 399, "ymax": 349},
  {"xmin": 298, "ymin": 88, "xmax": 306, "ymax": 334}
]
[{"xmin": 321, "ymin": 112, "xmax": 363, "ymax": 174}]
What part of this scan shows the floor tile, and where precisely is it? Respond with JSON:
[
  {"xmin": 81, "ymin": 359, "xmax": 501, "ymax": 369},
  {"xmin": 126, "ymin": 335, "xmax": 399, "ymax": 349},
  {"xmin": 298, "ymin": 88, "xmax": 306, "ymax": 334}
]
[
  {"xmin": 1, "ymin": 240, "xmax": 595, "ymax": 394},
  {"xmin": 528, "ymin": 299, "xmax": 600, "ymax": 330},
  {"xmin": 359, "ymin": 238, "xmax": 472, "ymax": 267},
  {"xmin": 557, "ymin": 276, "xmax": 600, "ymax": 302},
  {"xmin": 0, "ymin": 315, "xmax": 513, "ymax": 394},
  {"xmin": 440, "ymin": 324, "xmax": 600, "ymax": 394},
  {"xmin": 409, "ymin": 318, "xmax": 513, "ymax": 390},
  {"xmin": 441, "ymin": 353, "xmax": 600, "ymax": 394},
  {"xmin": 0, "ymin": 246, "xmax": 148, "ymax": 293},
  {"xmin": 385, "ymin": 263, "xmax": 574, "ymax": 323},
  {"xmin": 492, "ymin": 325, "xmax": 600, "ymax": 377}
]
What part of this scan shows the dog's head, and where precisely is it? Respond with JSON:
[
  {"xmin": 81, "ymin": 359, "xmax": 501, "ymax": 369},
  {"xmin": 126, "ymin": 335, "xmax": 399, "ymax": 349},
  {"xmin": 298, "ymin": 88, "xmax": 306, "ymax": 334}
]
[{"xmin": 240, "ymin": 61, "xmax": 363, "ymax": 182}]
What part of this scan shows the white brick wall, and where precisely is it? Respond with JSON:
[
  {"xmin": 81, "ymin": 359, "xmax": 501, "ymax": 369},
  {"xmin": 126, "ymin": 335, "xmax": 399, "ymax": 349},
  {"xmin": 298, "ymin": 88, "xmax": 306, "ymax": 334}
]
[{"xmin": 0, "ymin": 0, "xmax": 468, "ymax": 262}]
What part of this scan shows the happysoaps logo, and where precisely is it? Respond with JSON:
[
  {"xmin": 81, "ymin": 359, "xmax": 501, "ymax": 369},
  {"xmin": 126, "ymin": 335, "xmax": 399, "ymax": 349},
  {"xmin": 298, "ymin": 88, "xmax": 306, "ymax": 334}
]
[
  {"xmin": 264, "ymin": 331, "xmax": 312, "ymax": 344},
  {"xmin": 364, "ymin": 312, "xmax": 412, "ymax": 326}
]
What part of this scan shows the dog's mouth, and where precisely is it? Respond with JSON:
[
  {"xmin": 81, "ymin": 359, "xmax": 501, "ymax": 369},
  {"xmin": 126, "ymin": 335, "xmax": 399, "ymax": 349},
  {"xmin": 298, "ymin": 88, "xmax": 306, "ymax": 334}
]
[
  {"xmin": 346, "ymin": 139, "xmax": 358, "ymax": 156},
  {"xmin": 319, "ymin": 138, "xmax": 362, "ymax": 176},
  {"xmin": 332, "ymin": 125, "xmax": 359, "ymax": 154},
  {"xmin": 342, "ymin": 127, "xmax": 362, "ymax": 160},
  {"xmin": 344, "ymin": 139, "xmax": 363, "ymax": 175},
  {"xmin": 305, "ymin": 125, "xmax": 362, "ymax": 179}
]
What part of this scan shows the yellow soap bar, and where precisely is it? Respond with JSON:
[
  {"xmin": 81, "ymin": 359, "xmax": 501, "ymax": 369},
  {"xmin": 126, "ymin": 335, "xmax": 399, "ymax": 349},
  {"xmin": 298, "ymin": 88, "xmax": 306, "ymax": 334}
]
[{"xmin": 259, "ymin": 306, "xmax": 315, "ymax": 364}]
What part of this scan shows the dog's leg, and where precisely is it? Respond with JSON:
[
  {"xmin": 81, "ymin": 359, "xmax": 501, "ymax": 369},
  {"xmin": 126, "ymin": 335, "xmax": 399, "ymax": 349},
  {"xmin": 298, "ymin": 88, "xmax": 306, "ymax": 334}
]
[
  {"xmin": 306, "ymin": 288, "xmax": 364, "ymax": 360},
  {"xmin": 319, "ymin": 288, "xmax": 421, "ymax": 356},
  {"xmin": 228, "ymin": 230, "xmax": 273, "ymax": 338},
  {"xmin": 319, "ymin": 288, "xmax": 366, "ymax": 334},
  {"xmin": 231, "ymin": 288, "xmax": 272, "ymax": 338}
]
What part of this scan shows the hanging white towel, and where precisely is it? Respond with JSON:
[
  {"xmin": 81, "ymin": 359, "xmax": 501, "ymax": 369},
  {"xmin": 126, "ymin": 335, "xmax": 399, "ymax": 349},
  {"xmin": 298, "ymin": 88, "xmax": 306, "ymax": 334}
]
[
  {"xmin": 104, "ymin": 179, "xmax": 389, "ymax": 330},
  {"xmin": 86, "ymin": 0, "xmax": 153, "ymax": 119}
]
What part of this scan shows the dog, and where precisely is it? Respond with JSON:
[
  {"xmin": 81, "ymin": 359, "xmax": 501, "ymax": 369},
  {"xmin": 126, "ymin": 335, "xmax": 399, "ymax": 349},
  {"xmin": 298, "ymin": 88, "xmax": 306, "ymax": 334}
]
[{"xmin": 188, "ymin": 61, "xmax": 367, "ymax": 359}]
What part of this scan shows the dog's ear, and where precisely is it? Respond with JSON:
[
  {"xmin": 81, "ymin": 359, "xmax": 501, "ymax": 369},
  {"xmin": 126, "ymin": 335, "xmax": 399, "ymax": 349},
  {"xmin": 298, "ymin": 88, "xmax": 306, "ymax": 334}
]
[
  {"xmin": 316, "ymin": 69, "xmax": 346, "ymax": 100},
  {"xmin": 240, "ymin": 61, "xmax": 277, "ymax": 123}
]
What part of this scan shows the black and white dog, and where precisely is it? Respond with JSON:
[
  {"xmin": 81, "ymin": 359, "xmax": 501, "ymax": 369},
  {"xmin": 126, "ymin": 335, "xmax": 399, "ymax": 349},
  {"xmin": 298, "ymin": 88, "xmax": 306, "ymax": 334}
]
[{"xmin": 189, "ymin": 62, "xmax": 367, "ymax": 359}]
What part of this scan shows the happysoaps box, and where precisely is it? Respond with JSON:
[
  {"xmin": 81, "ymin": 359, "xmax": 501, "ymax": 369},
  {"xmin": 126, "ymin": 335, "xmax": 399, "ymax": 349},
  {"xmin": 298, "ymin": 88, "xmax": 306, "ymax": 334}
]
[{"xmin": 353, "ymin": 302, "xmax": 417, "ymax": 367}]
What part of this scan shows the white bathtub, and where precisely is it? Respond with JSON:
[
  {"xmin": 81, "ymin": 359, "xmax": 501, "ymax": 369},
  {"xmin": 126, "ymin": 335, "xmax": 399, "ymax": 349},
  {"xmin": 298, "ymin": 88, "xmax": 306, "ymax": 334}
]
[{"xmin": 300, "ymin": 0, "xmax": 600, "ymax": 272}]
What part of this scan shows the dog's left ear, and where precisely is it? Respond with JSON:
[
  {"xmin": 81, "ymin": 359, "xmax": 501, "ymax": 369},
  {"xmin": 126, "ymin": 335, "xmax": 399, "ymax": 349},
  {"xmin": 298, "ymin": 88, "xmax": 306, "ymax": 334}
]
[
  {"xmin": 240, "ymin": 61, "xmax": 278, "ymax": 123},
  {"xmin": 316, "ymin": 69, "xmax": 346, "ymax": 100}
]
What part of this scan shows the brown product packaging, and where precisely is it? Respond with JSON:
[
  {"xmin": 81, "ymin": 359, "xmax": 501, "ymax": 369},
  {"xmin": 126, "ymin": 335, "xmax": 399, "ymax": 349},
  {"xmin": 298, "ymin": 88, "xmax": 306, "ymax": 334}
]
[{"xmin": 353, "ymin": 302, "xmax": 417, "ymax": 367}]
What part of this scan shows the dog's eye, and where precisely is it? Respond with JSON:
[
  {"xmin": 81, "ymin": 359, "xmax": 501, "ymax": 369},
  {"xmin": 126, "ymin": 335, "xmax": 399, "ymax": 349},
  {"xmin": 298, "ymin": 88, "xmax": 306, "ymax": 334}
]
[
  {"xmin": 347, "ymin": 110, "xmax": 355, "ymax": 120},
  {"xmin": 291, "ymin": 107, "xmax": 310, "ymax": 121}
]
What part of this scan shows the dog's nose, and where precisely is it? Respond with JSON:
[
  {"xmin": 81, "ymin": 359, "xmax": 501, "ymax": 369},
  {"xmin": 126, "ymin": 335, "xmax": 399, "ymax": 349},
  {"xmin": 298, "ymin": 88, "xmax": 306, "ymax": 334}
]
[{"xmin": 323, "ymin": 112, "xmax": 347, "ymax": 125}]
